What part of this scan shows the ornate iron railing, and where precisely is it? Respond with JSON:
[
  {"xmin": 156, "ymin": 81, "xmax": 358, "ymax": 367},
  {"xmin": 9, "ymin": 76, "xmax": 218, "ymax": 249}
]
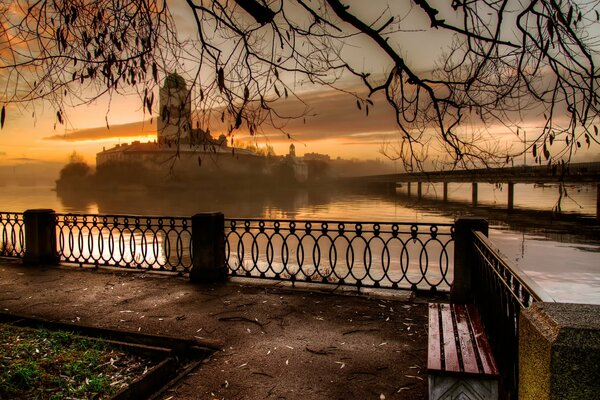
[
  {"xmin": 224, "ymin": 219, "xmax": 454, "ymax": 291},
  {"xmin": 0, "ymin": 212, "xmax": 25, "ymax": 258},
  {"xmin": 471, "ymin": 230, "xmax": 552, "ymax": 400},
  {"xmin": 55, "ymin": 214, "xmax": 193, "ymax": 274}
]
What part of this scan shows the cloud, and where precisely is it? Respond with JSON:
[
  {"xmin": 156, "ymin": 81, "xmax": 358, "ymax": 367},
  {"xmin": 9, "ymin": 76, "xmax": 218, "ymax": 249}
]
[
  {"xmin": 44, "ymin": 120, "xmax": 156, "ymax": 141},
  {"xmin": 225, "ymin": 87, "xmax": 402, "ymax": 144}
]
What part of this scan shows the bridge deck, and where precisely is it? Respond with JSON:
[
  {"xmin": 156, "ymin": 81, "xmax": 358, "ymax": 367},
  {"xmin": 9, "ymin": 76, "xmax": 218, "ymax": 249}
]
[{"xmin": 345, "ymin": 162, "xmax": 600, "ymax": 184}]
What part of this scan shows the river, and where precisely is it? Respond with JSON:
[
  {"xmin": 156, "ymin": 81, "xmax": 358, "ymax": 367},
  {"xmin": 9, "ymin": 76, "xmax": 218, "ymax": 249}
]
[{"xmin": 1, "ymin": 182, "xmax": 598, "ymax": 304}]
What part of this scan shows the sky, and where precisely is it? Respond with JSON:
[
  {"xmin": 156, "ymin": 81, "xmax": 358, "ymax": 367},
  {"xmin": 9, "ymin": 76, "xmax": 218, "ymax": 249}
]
[{"xmin": 0, "ymin": 0, "xmax": 598, "ymax": 167}]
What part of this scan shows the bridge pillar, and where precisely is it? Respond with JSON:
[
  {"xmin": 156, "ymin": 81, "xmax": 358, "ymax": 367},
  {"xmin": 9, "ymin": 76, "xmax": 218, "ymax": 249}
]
[
  {"xmin": 597, "ymin": 184, "xmax": 600, "ymax": 221},
  {"xmin": 407, "ymin": 182, "xmax": 411, "ymax": 197},
  {"xmin": 472, "ymin": 182, "xmax": 478, "ymax": 207},
  {"xmin": 508, "ymin": 182, "xmax": 515, "ymax": 210},
  {"xmin": 443, "ymin": 182, "xmax": 448, "ymax": 202},
  {"xmin": 417, "ymin": 182, "xmax": 423, "ymax": 199}
]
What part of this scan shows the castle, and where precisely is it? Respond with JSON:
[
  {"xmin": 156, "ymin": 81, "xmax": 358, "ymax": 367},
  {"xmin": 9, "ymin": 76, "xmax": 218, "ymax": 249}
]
[{"xmin": 96, "ymin": 73, "xmax": 308, "ymax": 182}]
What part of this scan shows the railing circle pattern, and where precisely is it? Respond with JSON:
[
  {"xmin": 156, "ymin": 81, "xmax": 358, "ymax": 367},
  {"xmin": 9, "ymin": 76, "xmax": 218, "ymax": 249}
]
[
  {"xmin": 55, "ymin": 213, "xmax": 192, "ymax": 274},
  {"xmin": 225, "ymin": 219, "xmax": 454, "ymax": 291}
]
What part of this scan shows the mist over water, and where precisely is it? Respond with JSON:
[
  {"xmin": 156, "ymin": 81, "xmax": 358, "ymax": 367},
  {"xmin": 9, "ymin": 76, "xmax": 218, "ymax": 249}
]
[{"xmin": 1, "ymin": 181, "xmax": 598, "ymax": 304}]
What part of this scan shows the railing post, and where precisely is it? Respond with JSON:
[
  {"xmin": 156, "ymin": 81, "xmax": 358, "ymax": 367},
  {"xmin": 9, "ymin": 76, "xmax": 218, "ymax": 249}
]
[
  {"xmin": 190, "ymin": 212, "xmax": 227, "ymax": 283},
  {"xmin": 23, "ymin": 209, "xmax": 58, "ymax": 265},
  {"xmin": 451, "ymin": 217, "xmax": 488, "ymax": 303}
]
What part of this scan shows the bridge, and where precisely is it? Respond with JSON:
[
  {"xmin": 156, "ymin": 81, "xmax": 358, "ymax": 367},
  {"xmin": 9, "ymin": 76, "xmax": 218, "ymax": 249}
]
[{"xmin": 340, "ymin": 161, "xmax": 600, "ymax": 215}]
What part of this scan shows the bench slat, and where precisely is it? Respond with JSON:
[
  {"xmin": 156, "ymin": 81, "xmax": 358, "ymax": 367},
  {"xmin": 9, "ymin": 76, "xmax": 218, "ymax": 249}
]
[
  {"xmin": 454, "ymin": 304, "xmax": 480, "ymax": 374},
  {"xmin": 428, "ymin": 304, "xmax": 442, "ymax": 371},
  {"xmin": 466, "ymin": 304, "xmax": 500, "ymax": 376},
  {"xmin": 440, "ymin": 303, "xmax": 460, "ymax": 372}
]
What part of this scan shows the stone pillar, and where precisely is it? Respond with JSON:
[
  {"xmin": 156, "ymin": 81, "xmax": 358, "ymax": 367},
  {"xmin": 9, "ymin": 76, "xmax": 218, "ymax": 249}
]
[
  {"xmin": 508, "ymin": 182, "xmax": 515, "ymax": 210},
  {"xmin": 23, "ymin": 209, "xmax": 58, "ymax": 265},
  {"xmin": 450, "ymin": 217, "xmax": 488, "ymax": 304},
  {"xmin": 443, "ymin": 182, "xmax": 448, "ymax": 203},
  {"xmin": 519, "ymin": 302, "xmax": 600, "ymax": 400},
  {"xmin": 190, "ymin": 212, "xmax": 227, "ymax": 283},
  {"xmin": 417, "ymin": 181, "xmax": 422, "ymax": 199},
  {"xmin": 472, "ymin": 182, "xmax": 478, "ymax": 207}
]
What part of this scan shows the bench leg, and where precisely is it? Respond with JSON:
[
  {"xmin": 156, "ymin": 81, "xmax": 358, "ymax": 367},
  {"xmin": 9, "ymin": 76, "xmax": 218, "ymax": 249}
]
[{"xmin": 429, "ymin": 375, "xmax": 498, "ymax": 400}]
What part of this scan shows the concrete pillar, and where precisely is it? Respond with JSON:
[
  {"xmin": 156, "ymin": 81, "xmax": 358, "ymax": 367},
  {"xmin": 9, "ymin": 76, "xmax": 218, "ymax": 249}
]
[
  {"xmin": 388, "ymin": 182, "xmax": 396, "ymax": 195},
  {"xmin": 23, "ymin": 209, "xmax": 58, "ymax": 265},
  {"xmin": 443, "ymin": 182, "xmax": 448, "ymax": 203},
  {"xmin": 596, "ymin": 184, "xmax": 599, "ymax": 221},
  {"xmin": 472, "ymin": 182, "xmax": 478, "ymax": 207},
  {"xmin": 519, "ymin": 302, "xmax": 600, "ymax": 400},
  {"xmin": 190, "ymin": 212, "xmax": 227, "ymax": 283},
  {"xmin": 508, "ymin": 182, "xmax": 515, "ymax": 210},
  {"xmin": 417, "ymin": 181, "xmax": 422, "ymax": 199},
  {"xmin": 450, "ymin": 217, "xmax": 488, "ymax": 304}
]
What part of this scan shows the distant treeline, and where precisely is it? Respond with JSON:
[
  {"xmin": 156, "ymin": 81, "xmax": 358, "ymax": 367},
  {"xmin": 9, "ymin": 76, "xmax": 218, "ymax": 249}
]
[{"xmin": 56, "ymin": 159, "xmax": 303, "ymax": 190}]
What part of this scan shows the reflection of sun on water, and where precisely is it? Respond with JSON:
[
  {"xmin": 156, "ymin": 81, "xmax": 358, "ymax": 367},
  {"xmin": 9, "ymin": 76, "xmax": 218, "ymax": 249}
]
[{"xmin": 57, "ymin": 223, "xmax": 192, "ymax": 271}]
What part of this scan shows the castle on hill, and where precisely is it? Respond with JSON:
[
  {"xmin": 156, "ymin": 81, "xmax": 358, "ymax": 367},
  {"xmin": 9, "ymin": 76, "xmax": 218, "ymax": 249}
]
[{"xmin": 96, "ymin": 72, "xmax": 308, "ymax": 183}]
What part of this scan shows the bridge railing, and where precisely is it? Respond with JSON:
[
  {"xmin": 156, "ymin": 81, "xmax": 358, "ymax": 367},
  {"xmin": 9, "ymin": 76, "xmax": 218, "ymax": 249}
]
[{"xmin": 224, "ymin": 218, "xmax": 454, "ymax": 291}]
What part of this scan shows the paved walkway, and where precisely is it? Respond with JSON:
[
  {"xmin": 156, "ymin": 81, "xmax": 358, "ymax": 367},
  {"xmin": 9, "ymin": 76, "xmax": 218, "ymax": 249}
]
[{"xmin": 0, "ymin": 259, "xmax": 432, "ymax": 399}]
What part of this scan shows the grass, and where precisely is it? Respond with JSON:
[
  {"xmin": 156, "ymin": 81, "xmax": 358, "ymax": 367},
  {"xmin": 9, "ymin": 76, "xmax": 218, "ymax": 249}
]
[{"xmin": 0, "ymin": 324, "xmax": 154, "ymax": 400}]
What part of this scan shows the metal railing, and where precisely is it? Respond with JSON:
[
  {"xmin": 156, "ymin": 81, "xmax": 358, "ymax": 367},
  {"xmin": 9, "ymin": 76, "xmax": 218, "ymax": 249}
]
[
  {"xmin": 0, "ymin": 212, "xmax": 25, "ymax": 258},
  {"xmin": 4, "ymin": 210, "xmax": 457, "ymax": 292},
  {"xmin": 55, "ymin": 213, "xmax": 193, "ymax": 274},
  {"xmin": 471, "ymin": 230, "xmax": 552, "ymax": 399},
  {"xmin": 224, "ymin": 218, "xmax": 454, "ymax": 291}
]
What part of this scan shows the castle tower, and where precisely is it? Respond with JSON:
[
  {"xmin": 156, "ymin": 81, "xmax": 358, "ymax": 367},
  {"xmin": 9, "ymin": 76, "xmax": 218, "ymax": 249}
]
[
  {"xmin": 158, "ymin": 72, "xmax": 191, "ymax": 145},
  {"xmin": 289, "ymin": 143, "xmax": 296, "ymax": 157}
]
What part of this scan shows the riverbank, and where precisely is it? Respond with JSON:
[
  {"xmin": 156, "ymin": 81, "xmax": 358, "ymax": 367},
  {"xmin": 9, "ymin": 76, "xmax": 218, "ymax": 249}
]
[{"xmin": 0, "ymin": 259, "xmax": 432, "ymax": 399}]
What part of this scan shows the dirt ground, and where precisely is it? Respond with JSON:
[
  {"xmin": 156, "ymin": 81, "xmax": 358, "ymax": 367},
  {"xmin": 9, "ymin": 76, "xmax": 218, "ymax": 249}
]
[{"xmin": 0, "ymin": 259, "xmax": 433, "ymax": 399}]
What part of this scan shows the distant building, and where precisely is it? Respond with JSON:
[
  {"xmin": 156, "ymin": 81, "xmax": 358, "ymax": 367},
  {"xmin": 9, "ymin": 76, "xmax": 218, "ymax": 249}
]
[
  {"xmin": 302, "ymin": 152, "xmax": 330, "ymax": 162},
  {"xmin": 285, "ymin": 144, "xmax": 308, "ymax": 182},
  {"xmin": 96, "ymin": 73, "xmax": 265, "ymax": 178},
  {"xmin": 95, "ymin": 73, "xmax": 311, "ymax": 183},
  {"xmin": 158, "ymin": 72, "xmax": 191, "ymax": 144}
]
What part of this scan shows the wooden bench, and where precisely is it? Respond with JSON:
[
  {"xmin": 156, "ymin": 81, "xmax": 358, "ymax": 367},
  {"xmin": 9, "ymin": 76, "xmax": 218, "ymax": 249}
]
[{"xmin": 428, "ymin": 303, "xmax": 500, "ymax": 400}]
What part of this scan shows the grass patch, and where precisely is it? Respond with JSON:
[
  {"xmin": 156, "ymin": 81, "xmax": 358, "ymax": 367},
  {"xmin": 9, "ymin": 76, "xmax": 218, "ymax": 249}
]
[{"xmin": 0, "ymin": 324, "xmax": 155, "ymax": 399}]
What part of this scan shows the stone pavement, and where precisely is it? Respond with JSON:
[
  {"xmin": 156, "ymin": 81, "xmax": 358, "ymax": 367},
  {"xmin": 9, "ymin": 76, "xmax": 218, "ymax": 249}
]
[{"xmin": 0, "ymin": 259, "xmax": 432, "ymax": 399}]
